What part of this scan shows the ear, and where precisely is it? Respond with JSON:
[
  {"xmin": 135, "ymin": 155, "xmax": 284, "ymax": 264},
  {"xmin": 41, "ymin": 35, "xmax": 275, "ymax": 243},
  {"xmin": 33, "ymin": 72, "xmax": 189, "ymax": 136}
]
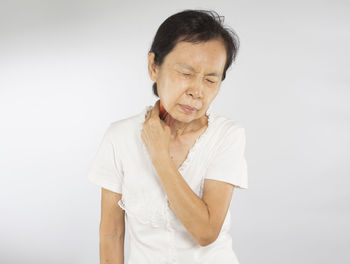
[{"xmin": 148, "ymin": 52, "xmax": 159, "ymax": 83}]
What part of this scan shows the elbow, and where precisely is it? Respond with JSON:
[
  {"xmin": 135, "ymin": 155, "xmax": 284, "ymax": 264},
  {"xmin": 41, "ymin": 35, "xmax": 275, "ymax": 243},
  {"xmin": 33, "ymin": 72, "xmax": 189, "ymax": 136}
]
[
  {"xmin": 197, "ymin": 205, "xmax": 219, "ymax": 247},
  {"xmin": 198, "ymin": 239, "xmax": 211, "ymax": 247},
  {"xmin": 197, "ymin": 228, "xmax": 218, "ymax": 247},
  {"xmin": 198, "ymin": 235, "xmax": 217, "ymax": 247}
]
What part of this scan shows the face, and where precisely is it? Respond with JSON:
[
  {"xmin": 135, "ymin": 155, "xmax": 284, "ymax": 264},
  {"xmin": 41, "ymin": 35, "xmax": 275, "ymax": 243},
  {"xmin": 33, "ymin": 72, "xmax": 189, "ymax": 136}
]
[{"xmin": 148, "ymin": 39, "xmax": 226, "ymax": 123}]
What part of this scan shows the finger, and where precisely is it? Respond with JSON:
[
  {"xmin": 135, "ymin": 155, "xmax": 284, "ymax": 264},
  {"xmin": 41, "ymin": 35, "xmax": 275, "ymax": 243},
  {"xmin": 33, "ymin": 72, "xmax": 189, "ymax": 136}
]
[
  {"xmin": 151, "ymin": 99, "xmax": 160, "ymax": 120},
  {"xmin": 146, "ymin": 110, "xmax": 152, "ymax": 120},
  {"xmin": 144, "ymin": 109, "xmax": 150, "ymax": 120}
]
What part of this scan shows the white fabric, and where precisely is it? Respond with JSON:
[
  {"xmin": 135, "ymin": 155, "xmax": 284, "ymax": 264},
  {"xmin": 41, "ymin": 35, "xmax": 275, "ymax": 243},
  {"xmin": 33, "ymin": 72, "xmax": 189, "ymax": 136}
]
[{"xmin": 88, "ymin": 105, "xmax": 248, "ymax": 264}]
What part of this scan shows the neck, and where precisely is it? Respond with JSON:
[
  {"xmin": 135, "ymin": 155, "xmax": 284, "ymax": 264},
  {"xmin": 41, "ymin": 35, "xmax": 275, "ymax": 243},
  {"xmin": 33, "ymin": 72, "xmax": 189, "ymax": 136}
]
[{"xmin": 161, "ymin": 112, "xmax": 208, "ymax": 138}]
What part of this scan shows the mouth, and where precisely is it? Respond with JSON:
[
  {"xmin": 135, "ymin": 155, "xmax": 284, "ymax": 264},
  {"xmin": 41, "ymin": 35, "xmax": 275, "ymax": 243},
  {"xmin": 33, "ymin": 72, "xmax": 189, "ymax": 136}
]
[{"xmin": 179, "ymin": 104, "xmax": 196, "ymax": 114}]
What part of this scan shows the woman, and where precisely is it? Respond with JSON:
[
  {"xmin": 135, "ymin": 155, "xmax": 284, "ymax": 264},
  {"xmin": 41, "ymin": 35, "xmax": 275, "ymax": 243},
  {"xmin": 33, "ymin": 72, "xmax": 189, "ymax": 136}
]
[{"xmin": 88, "ymin": 9, "xmax": 248, "ymax": 264}]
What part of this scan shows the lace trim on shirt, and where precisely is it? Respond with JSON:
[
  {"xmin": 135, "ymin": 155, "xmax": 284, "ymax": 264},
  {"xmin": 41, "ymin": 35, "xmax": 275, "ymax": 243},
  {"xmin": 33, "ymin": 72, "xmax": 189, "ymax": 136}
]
[
  {"xmin": 141, "ymin": 104, "xmax": 214, "ymax": 174},
  {"xmin": 120, "ymin": 104, "xmax": 214, "ymax": 256},
  {"xmin": 117, "ymin": 188, "xmax": 168, "ymax": 228},
  {"xmin": 178, "ymin": 112, "xmax": 213, "ymax": 173}
]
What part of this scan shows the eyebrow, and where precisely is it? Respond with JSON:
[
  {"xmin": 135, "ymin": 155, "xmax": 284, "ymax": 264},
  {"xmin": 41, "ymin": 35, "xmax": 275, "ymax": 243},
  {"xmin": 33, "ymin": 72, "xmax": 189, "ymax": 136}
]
[{"xmin": 175, "ymin": 63, "xmax": 220, "ymax": 77}]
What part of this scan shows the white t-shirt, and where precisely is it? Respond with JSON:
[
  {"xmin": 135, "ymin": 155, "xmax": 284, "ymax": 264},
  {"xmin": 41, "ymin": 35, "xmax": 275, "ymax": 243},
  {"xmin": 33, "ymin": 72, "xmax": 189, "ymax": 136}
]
[{"xmin": 88, "ymin": 105, "xmax": 248, "ymax": 264}]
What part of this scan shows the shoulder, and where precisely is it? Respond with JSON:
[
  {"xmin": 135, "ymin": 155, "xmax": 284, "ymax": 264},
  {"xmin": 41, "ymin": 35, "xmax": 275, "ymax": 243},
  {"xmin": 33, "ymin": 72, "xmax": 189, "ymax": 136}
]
[
  {"xmin": 108, "ymin": 113, "xmax": 140, "ymax": 135},
  {"xmin": 104, "ymin": 106, "xmax": 147, "ymax": 143},
  {"xmin": 211, "ymin": 113, "xmax": 246, "ymax": 140},
  {"xmin": 207, "ymin": 114, "xmax": 246, "ymax": 160},
  {"xmin": 203, "ymin": 112, "xmax": 246, "ymax": 158}
]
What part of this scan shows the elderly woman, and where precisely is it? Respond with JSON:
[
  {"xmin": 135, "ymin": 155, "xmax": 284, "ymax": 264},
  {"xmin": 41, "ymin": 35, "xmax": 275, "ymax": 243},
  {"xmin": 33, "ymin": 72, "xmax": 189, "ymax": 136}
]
[{"xmin": 88, "ymin": 9, "xmax": 248, "ymax": 264}]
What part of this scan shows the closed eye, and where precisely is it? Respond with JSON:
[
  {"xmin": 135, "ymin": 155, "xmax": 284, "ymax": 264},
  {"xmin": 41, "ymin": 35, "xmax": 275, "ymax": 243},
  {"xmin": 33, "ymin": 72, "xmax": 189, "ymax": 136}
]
[{"xmin": 180, "ymin": 71, "xmax": 216, "ymax": 83}]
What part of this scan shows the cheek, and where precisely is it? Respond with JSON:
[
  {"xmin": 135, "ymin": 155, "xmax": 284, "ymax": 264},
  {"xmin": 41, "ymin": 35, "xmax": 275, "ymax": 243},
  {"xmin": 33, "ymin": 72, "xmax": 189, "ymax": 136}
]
[
  {"xmin": 160, "ymin": 72, "xmax": 177, "ymax": 91},
  {"xmin": 169, "ymin": 74, "xmax": 187, "ymax": 92},
  {"xmin": 163, "ymin": 74, "xmax": 187, "ymax": 96}
]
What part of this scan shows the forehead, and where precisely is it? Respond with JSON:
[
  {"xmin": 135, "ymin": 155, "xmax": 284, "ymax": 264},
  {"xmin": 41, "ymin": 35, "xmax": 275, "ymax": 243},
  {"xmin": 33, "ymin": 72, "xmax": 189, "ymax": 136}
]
[{"xmin": 165, "ymin": 39, "xmax": 226, "ymax": 71}]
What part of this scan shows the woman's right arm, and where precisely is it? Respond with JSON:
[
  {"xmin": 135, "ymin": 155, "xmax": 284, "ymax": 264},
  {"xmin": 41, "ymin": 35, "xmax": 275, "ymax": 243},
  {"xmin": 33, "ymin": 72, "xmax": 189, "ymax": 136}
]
[{"xmin": 99, "ymin": 187, "xmax": 125, "ymax": 264}]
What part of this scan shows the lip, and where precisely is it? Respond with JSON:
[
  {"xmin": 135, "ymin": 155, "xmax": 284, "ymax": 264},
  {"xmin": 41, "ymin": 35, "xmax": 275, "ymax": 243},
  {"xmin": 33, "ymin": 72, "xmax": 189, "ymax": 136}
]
[{"xmin": 179, "ymin": 104, "xmax": 196, "ymax": 114}]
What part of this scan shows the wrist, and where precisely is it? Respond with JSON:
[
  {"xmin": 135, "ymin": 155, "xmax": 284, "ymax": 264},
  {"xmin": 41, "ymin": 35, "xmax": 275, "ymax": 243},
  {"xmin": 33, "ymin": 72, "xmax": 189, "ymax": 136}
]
[{"xmin": 152, "ymin": 148, "xmax": 171, "ymax": 167}]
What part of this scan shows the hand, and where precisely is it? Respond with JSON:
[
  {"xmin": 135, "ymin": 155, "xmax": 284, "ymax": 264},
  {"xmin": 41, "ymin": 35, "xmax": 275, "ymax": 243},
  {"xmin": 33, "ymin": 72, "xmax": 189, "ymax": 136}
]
[{"xmin": 141, "ymin": 100, "xmax": 171, "ymax": 164}]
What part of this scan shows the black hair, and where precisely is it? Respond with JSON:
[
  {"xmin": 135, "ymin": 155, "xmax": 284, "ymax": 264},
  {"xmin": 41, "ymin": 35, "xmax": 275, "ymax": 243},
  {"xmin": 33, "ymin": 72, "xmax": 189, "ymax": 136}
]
[{"xmin": 148, "ymin": 9, "xmax": 240, "ymax": 97}]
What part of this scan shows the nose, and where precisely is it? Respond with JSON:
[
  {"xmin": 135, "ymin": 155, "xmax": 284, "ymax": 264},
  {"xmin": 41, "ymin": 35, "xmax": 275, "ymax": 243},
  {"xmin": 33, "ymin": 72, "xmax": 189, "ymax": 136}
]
[{"xmin": 187, "ymin": 77, "xmax": 203, "ymax": 99}]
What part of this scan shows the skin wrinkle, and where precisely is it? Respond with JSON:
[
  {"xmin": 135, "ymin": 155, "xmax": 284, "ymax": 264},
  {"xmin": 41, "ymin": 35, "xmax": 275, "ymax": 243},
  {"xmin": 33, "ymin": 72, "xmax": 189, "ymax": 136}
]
[
  {"xmin": 175, "ymin": 63, "xmax": 221, "ymax": 78},
  {"xmin": 144, "ymin": 39, "xmax": 235, "ymax": 246},
  {"xmin": 148, "ymin": 39, "xmax": 225, "ymax": 136}
]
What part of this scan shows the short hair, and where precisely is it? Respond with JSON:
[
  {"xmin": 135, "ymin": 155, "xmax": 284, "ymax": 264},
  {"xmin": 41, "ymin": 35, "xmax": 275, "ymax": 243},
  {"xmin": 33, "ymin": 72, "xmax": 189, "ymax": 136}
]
[{"xmin": 148, "ymin": 9, "xmax": 240, "ymax": 97}]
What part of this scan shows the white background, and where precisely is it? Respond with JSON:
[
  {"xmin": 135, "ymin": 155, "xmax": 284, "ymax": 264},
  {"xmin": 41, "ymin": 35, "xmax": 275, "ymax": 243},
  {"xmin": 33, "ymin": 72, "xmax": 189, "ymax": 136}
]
[{"xmin": 1, "ymin": 1, "xmax": 349, "ymax": 263}]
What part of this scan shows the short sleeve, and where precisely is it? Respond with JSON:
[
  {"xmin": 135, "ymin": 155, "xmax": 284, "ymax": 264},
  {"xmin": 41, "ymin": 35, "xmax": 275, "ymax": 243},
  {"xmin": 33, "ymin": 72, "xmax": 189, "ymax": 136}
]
[
  {"xmin": 88, "ymin": 124, "xmax": 123, "ymax": 194},
  {"xmin": 204, "ymin": 126, "xmax": 248, "ymax": 189}
]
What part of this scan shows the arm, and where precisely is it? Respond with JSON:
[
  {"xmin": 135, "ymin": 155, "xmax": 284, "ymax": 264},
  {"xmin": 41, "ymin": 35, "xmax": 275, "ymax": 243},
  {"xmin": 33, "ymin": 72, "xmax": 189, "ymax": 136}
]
[
  {"xmin": 152, "ymin": 151, "xmax": 234, "ymax": 247},
  {"xmin": 99, "ymin": 188, "xmax": 125, "ymax": 264}
]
